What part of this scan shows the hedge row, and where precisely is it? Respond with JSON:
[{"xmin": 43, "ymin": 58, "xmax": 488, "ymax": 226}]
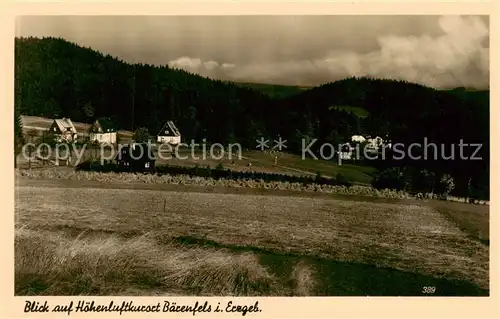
[{"xmin": 75, "ymin": 161, "xmax": 352, "ymax": 187}]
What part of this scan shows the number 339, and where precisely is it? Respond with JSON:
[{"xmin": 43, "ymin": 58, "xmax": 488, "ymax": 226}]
[{"xmin": 422, "ymin": 286, "xmax": 436, "ymax": 294}]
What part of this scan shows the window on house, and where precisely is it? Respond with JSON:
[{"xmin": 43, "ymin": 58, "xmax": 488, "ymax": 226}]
[
  {"xmin": 145, "ymin": 162, "xmax": 150, "ymax": 168},
  {"xmin": 53, "ymin": 127, "xmax": 56, "ymax": 132}
]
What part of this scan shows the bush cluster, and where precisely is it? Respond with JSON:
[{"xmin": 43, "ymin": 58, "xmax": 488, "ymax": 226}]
[
  {"xmin": 18, "ymin": 168, "xmax": 411, "ymax": 199},
  {"xmin": 75, "ymin": 161, "xmax": 353, "ymax": 187}
]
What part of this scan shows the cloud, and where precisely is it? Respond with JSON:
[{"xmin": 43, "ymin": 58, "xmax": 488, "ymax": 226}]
[
  {"xmin": 168, "ymin": 57, "xmax": 223, "ymax": 78},
  {"xmin": 168, "ymin": 15, "xmax": 489, "ymax": 89}
]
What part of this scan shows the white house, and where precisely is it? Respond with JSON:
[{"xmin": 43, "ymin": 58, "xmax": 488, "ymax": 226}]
[
  {"xmin": 337, "ymin": 143, "xmax": 355, "ymax": 160},
  {"xmin": 89, "ymin": 118, "xmax": 118, "ymax": 144},
  {"xmin": 157, "ymin": 121, "xmax": 181, "ymax": 145},
  {"xmin": 351, "ymin": 135, "xmax": 386, "ymax": 150},
  {"xmin": 49, "ymin": 118, "xmax": 78, "ymax": 142},
  {"xmin": 366, "ymin": 136, "xmax": 384, "ymax": 150},
  {"xmin": 351, "ymin": 135, "xmax": 366, "ymax": 143}
]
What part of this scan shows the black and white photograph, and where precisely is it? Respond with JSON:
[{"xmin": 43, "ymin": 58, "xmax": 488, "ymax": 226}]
[{"xmin": 13, "ymin": 14, "xmax": 490, "ymax": 298}]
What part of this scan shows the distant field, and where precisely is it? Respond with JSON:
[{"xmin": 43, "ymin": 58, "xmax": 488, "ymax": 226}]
[
  {"xmin": 244, "ymin": 151, "xmax": 376, "ymax": 184},
  {"xmin": 21, "ymin": 115, "xmax": 133, "ymax": 139},
  {"xmin": 19, "ymin": 115, "xmax": 376, "ymax": 184},
  {"xmin": 153, "ymin": 149, "xmax": 374, "ymax": 181},
  {"xmin": 329, "ymin": 105, "xmax": 370, "ymax": 118},
  {"xmin": 16, "ymin": 142, "xmax": 376, "ymax": 185},
  {"xmin": 22, "ymin": 115, "xmax": 91, "ymax": 133},
  {"xmin": 154, "ymin": 149, "xmax": 302, "ymax": 176},
  {"xmin": 15, "ymin": 178, "xmax": 488, "ymax": 296},
  {"xmin": 142, "ymin": 149, "xmax": 376, "ymax": 184},
  {"xmin": 234, "ymin": 82, "xmax": 311, "ymax": 99}
]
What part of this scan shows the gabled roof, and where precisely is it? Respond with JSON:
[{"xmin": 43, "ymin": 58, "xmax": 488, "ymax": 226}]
[
  {"xmin": 53, "ymin": 118, "xmax": 77, "ymax": 134},
  {"xmin": 158, "ymin": 121, "xmax": 180, "ymax": 137},
  {"xmin": 93, "ymin": 117, "xmax": 118, "ymax": 133}
]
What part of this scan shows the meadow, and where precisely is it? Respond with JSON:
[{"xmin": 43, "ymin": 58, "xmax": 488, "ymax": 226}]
[
  {"xmin": 17, "ymin": 126, "xmax": 376, "ymax": 186},
  {"xmin": 15, "ymin": 175, "xmax": 489, "ymax": 296},
  {"xmin": 21, "ymin": 115, "xmax": 134, "ymax": 140}
]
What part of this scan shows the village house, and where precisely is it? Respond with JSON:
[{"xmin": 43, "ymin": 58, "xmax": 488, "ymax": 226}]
[
  {"xmin": 338, "ymin": 143, "xmax": 355, "ymax": 160},
  {"xmin": 366, "ymin": 136, "xmax": 384, "ymax": 150},
  {"xmin": 351, "ymin": 135, "xmax": 366, "ymax": 143},
  {"xmin": 350, "ymin": 134, "xmax": 390, "ymax": 154},
  {"xmin": 48, "ymin": 118, "xmax": 78, "ymax": 142},
  {"xmin": 116, "ymin": 142, "xmax": 156, "ymax": 173},
  {"xmin": 157, "ymin": 121, "xmax": 181, "ymax": 145},
  {"xmin": 89, "ymin": 118, "xmax": 118, "ymax": 144}
]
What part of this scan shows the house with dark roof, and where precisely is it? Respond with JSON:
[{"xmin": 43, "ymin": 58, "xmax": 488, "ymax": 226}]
[
  {"xmin": 89, "ymin": 118, "xmax": 118, "ymax": 144},
  {"xmin": 48, "ymin": 118, "xmax": 78, "ymax": 142},
  {"xmin": 157, "ymin": 121, "xmax": 181, "ymax": 145},
  {"xmin": 116, "ymin": 142, "xmax": 156, "ymax": 173}
]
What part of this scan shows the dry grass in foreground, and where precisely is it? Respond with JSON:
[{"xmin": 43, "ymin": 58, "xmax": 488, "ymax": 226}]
[
  {"xmin": 16, "ymin": 226, "xmax": 487, "ymax": 296},
  {"xmin": 15, "ymin": 227, "xmax": 316, "ymax": 296}
]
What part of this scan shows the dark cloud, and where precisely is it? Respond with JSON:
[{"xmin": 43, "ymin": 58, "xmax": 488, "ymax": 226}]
[{"xmin": 16, "ymin": 15, "xmax": 489, "ymax": 88}]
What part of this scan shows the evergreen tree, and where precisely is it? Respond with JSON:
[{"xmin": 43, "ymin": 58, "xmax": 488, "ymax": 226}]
[{"xmin": 14, "ymin": 109, "xmax": 23, "ymax": 168}]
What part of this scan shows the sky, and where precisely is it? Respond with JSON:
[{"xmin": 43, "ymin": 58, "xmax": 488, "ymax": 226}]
[{"xmin": 16, "ymin": 15, "xmax": 490, "ymax": 89}]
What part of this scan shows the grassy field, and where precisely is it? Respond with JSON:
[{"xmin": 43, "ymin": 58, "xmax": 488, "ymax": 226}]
[
  {"xmin": 15, "ymin": 177, "xmax": 489, "ymax": 296},
  {"xmin": 19, "ymin": 115, "xmax": 377, "ymax": 185},
  {"xmin": 243, "ymin": 151, "xmax": 376, "ymax": 183},
  {"xmin": 22, "ymin": 115, "xmax": 92, "ymax": 133},
  {"xmin": 153, "ymin": 149, "xmax": 376, "ymax": 183},
  {"xmin": 234, "ymin": 82, "xmax": 311, "ymax": 99},
  {"xmin": 16, "ymin": 142, "xmax": 376, "ymax": 185},
  {"xmin": 21, "ymin": 115, "xmax": 133, "ymax": 140},
  {"xmin": 329, "ymin": 105, "xmax": 370, "ymax": 118}
]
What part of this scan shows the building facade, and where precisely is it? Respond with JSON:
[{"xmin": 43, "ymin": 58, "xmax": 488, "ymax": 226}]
[
  {"xmin": 89, "ymin": 118, "xmax": 118, "ymax": 144},
  {"xmin": 48, "ymin": 118, "xmax": 78, "ymax": 142},
  {"xmin": 157, "ymin": 121, "xmax": 181, "ymax": 145}
]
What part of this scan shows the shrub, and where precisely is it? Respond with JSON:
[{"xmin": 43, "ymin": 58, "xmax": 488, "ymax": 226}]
[
  {"xmin": 372, "ymin": 168, "xmax": 404, "ymax": 190},
  {"xmin": 438, "ymin": 174, "xmax": 455, "ymax": 197},
  {"xmin": 18, "ymin": 168, "xmax": 411, "ymax": 199},
  {"xmin": 133, "ymin": 127, "xmax": 151, "ymax": 143},
  {"xmin": 315, "ymin": 171, "xmax": 322, "ymax": 181},
  {"xmin": 335, "ymin": 173, "xmax": 351, "ymax": 186}
]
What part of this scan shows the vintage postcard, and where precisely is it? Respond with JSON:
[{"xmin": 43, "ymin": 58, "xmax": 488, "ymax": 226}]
[{"xmin": 2, "ymin": 1, "xmax": 498, "ymax": 318}]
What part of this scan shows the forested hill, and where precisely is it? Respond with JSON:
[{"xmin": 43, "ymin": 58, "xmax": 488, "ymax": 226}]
[
  {"xmin": 15, "ymin": 37, "xmax": 274, "ymax": 146},
  {"xmin": 15, "ymin": 37, "xmax": 488, "ymax": 148},
  {"xmin": 272, "ymin": 77, "xmax": 489, "ymax": 144}
]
